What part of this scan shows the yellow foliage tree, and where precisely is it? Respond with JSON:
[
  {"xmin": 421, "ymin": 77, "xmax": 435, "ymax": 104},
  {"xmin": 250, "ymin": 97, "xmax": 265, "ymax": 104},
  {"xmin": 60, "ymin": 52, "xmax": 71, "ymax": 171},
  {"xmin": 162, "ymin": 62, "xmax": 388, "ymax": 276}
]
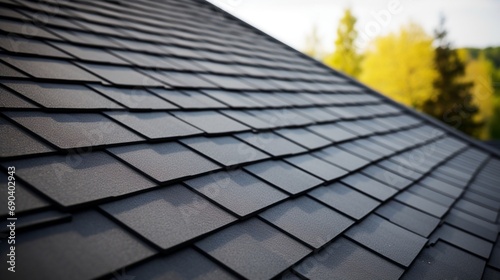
[
  {"xmin": 323, "ymin": 9, "xmax": 361, "ymax": 78},
  {"xmin": 458, "ymin": 49, "xmax": 495, "ymax": 139},
  {"xmin": 360, "ymin": 22, "xmax": 437, "ymax": 108}
]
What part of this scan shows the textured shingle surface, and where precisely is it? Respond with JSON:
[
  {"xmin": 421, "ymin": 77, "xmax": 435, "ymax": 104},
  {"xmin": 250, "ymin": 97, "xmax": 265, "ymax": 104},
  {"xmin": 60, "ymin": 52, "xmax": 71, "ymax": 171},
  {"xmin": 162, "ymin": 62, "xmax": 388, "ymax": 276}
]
[
  {"xmin": 196, "ymin": 218, "xmax": 311, "ymax": 280},
  {"xmin": 1, "ymin": 0, "xmax": 499, "ymax": 279}
]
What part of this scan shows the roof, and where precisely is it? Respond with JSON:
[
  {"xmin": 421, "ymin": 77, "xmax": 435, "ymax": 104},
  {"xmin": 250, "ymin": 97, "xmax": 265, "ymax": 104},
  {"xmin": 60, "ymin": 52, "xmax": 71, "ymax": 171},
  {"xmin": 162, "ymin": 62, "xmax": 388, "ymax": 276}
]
[{"xmin": 0, "ymin": 0, "xmax": 499, "ymax": 279}]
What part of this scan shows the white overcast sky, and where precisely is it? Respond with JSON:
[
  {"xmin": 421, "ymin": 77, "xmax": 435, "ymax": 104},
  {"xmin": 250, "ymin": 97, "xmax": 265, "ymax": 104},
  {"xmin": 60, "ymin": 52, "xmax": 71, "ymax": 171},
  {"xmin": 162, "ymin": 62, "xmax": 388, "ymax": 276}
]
[{"xmin": 208, "ymin": 0, "xmax": 500, "ymax": 52}]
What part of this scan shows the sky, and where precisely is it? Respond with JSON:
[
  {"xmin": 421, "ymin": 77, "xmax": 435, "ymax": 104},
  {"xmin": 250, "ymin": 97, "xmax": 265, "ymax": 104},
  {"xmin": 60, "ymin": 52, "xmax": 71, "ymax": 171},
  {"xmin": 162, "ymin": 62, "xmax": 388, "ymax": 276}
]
[{"xmin": 208, "ymin": 0, "xmax": 500, "ymax": 52}]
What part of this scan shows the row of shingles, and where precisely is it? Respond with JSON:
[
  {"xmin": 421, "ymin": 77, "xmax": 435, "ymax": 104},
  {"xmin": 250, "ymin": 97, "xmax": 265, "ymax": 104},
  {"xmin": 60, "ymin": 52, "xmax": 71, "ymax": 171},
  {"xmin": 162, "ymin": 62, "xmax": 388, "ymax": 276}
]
[
  {"xmin": 279, "ymin": 134, "xmax": 466, "ymax": 279},
  {"xmin": 399, "ymin": 149, "xmax": 498, "ymax": 279},
  {"xmin": 2, "ymin": 0, "xmax": 336, "ymax": 89},
  {"xmin": 92, "ymin": 111, "xmax": 435, "ymax": 279},
  {"xmin": 46, "ymin": 0, "xmax": 348, "ymax": 89},
  {"xmin": 3, "ymin": 0, "xmax": 308, "ymax": 79}
]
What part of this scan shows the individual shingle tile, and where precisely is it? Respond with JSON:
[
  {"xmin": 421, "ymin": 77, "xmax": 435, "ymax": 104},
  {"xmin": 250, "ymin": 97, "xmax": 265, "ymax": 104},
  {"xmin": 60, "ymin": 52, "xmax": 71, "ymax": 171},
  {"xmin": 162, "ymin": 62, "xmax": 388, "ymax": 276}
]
[
  {"xmin": 196, "ymin": 218, "xmax": 311, "ymax": 280},
  {"xmin": 0, "ymin": 210, "xmax": 156, "ymax": 280},
  {"xmin": 308, "ymin": 123, "xmax": 357, "ymax": 142},
  {"xmin": 490, "ymin": 237, "xmax": 500, "ymax": 270},
  {"xmin": 173, "ymin": 111, "xmax": 249, "ymax": 134},
  {"xmin": 0, "ymin": 35, "xmax": 70, "ymax": 58},
  {"xmin": 294, "ymin": 237, "xmax": 404, "ymax": 280},
  {"xmin": 295, "ymin": 107, "xmax": 339, "ymax": 122},
  {"xmin": 202, "ymin": 89, "xmax": 263, "ymax": 108},
  {"xmin": 146, "ymin": 70, "xmax": 216, "ymax": 88},
  {"xmin": 362, "ymin": 164, "xmax": 413, "ymax": 190},
  {"xmin": 245, "ymin": 91, "xmax": 289, "ymax": 107},
  {"xmin": 3, "ymin": 81, "xmax": 122, "ymax": 109},
  {"xmin": 124, "ymin": 248, "xmax": 236, "ymax": 280},
  {"xmin": 419, "ymin": 176, "xmax": 463, "ymax": 198},
  {"xmin": 483, "ymin": 267, "xmax": 500, "ymax": 280},
  {"xmin": 181, "ymin": 136, "xmax": 269, "ymax": 167},
  {"xmin": 342, "ymin": 173, "xmax": 398, "ymax": 201},
  {"xmin": 339, "ymin": 141, "xmax": 383, "ymax": 161},
  {"xmin": 276, "ymin": 128, "xmax": 331, "ymax": 150},
  {"xmin": 378, "ymin": 159, "xmax": 423, "ymax": 181},
  {"xmin": 101, "ymin": 184, "xmax": 235, "ymax": 250},
  {"xmin": 453, "ymin": 199, "xmax": 498, "ymax": 222},
  {"xmin": 235, "ymin": 132, "xmax": 306, "ymax": 157},
  {"xmin": 199, "ymin": 74, "xmax": 255, "ymax": 90},
  {"xmin": 0, "ymin": 209, "xmax": 70, "ymax": 232},
  {"xmin": 395, "ymin": 191, "xmax": 449, "ymax": 218},
  {"xmin": 345, "ymin": 214, "xmax": 427, "ymax": 266},
  {"xmin": 0, "ymin": 18, "xmax": 60, "ymax": 40},
  {"xmin": 78, "ymin": 63, "xmax": 163, "ymax": 86},
  {"xmin": 105, "ymin": 112, "xmax": 201, "ymax": 140},
  {"xmin": 244, "ymin": 160, "xmax": 323, "ymax": 194},
  {"xmin": 252, "ymin": 108, "xmax": 312, "ymax": 127},
  {"xmin": 376, "ymin": 201, "xmax": 440, "ymax": 237},
  {"xmin": 260, "ymin": 196, "xmax": 354, "ymax": 248},
  {"xmin": 462, "ymin": 191, "xmax": 500, "ymax": 211},
  {"xmin": 0, "ymin": 173, "xmax": 50, "ymax": 217},
  {"xmin": 315, "ymin": 146, "xmax": 369, "ymax": 171},
  {"xmin": 110, "ymin": 50, "xmax": 176, "ymax": 68},
  {"xmin": 89, "ymin": 85, "xmax": 176, "ymax": 109},
  {"xmin": 108, "ymin": 142, "xmax": 219, "ymax": 182},
  {"xmin": 50, "ymin": 42, "xmax": 127, "ymax": 64},
  {"xmin": 150, "ymin": 89, "xmax": 225, "ymax": 109},
  {"xmin": 0, "ymin": 86, "xmax": 37, "ymax": 108},
  {"xmin": 0, "ymin": 117, "xmax": 54, "ymax": 157},
  {"xmin": 309, "ymin": 182, "xmax": 380, "ymax": 220},
  {"xmin": 6, "ymin": 111, "xmax": 142, "ymax": 149},
  {"xmin": 408, "ymin": 184, "xmax": 455, "ymax": 207},
  {"xmin": 185, "ymin": 170, "xmax": 287, "ymax": 217},
  {"xmin": 220, "ymin": 110, "xmax": 272, "ymax": 129},
  {"xmin": 285, "ymin": 154, "xmax": 348, "ymax": 181},
  {"xmin": 0, "ymin": 60, "xmax": 27, "ymax": 78},
  {"xmin": 445, "ymin": 209, "xmax": 498, "ymax": 242},
  {"xmin": 402, "ymin": 241, "xmax": 486, "ymax": 280},
  {"xmin": 429, "ymin": 224, "xmax": 493, "ymax": 258},
  {"xmin": 6, "ymin": 152, "xmax": 156, "ymax": 207},
  {"xmin": 1, "ymin": 55, "xmax": 100, "ymax": 81}
]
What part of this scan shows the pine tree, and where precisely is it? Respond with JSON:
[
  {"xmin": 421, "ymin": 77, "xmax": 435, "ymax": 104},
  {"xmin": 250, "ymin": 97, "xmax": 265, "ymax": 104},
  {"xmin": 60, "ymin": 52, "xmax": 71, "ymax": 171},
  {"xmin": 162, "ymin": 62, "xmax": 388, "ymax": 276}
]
[
  {"xmin": 324, "ymin": 9, "xmax": 361, "ymax": 78},
  {"xmin": 422, "ymin": 17, "xmax": 483, "ymax": 137}
]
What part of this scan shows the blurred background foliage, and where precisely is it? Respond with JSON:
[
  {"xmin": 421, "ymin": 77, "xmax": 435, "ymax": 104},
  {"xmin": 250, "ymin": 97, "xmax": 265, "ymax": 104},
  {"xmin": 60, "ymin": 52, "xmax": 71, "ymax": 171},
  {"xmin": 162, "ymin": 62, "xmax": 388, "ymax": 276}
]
[{"xmin": 304, "ymin": 9, "xmax": 500, "ymax": 140}]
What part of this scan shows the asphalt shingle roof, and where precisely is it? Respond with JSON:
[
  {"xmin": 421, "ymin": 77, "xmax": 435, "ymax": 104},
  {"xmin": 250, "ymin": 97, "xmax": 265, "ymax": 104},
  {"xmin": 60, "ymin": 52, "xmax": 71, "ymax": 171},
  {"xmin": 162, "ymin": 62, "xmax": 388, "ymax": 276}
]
[{"xmin": 0, "ymin": 0, "xmax": 499, "ymax": 279}]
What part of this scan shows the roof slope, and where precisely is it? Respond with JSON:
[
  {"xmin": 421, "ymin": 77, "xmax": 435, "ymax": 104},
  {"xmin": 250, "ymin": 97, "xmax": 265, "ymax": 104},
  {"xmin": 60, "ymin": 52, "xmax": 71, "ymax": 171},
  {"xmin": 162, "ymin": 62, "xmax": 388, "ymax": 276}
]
[{"xmin": 0, "ymin": 0, "xmax": 499, "ymax": 279}]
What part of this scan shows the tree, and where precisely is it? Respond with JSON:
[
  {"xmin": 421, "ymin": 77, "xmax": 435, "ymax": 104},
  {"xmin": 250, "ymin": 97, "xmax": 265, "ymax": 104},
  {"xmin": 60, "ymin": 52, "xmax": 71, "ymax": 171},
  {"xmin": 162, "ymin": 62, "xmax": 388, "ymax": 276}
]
[
  {"xmin": 458, "ymin": 50, "xmax": 495, "ymax": 139},
  {"xmin": 422, "ymin": 18, "xmax": 483, "ymax": 138},
  {"xmin": 303, "ymin": 25, "xmax": 323, "ymax": 60},
  {"xmin": 323, "ymin": 9, "xmax": 361, "ymax": 78},
  {"xmin": 359, "ymin": 22, "xmax": 436, "ymax": 107}
]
